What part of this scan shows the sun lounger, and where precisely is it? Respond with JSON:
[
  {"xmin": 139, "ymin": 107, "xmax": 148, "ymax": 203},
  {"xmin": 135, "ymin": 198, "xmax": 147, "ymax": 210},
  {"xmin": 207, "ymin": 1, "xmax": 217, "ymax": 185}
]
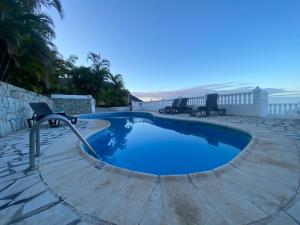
[
  {"xmin": 172, "ymin": 98, "xmax": 190, "ymax": 114},
  {"xmin": 159, "ymin": 98, "xmax": 180, "ymax": 113},
  {"xmin": 190, "ymin": 94, "xmax": 225, "ymax": 116},
  {"xmin": 27, "ymin": 102, "xmax": 77, "ymax": 128}
]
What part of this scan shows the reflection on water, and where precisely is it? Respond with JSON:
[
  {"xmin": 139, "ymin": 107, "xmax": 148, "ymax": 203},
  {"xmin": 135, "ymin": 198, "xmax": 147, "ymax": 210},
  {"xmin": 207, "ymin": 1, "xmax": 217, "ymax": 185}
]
[{"xmin": 85, "ymin": 113, "xmax": 251, "ymax": 175}]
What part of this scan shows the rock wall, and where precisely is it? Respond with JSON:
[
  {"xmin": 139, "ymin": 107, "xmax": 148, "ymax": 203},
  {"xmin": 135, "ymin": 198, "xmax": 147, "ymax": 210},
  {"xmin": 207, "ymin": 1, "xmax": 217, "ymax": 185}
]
[
  {"xmin": 0, "ymin": 83, "xmax": 96, "ymax": 137},
  {"xmin": 53, "ymin": 97, "xmax": 95, "ymax": 115},
  {"xmin": 0, "ymin": 81, "xmax": 54, "ymax": 137}
]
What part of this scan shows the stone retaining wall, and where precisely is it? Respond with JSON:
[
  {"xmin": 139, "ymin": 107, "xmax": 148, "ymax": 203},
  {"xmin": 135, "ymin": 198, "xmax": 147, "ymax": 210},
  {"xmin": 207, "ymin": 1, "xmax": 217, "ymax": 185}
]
[
  {"xmin": 53, "ymin": 97, "xmax": 95, "ymax": 115},
  {"xmin": 0, "ymin": 82, "xmax": 96, "ymax": 137},
  {"xmin": 0, "ymin": 81, "xmax": 54, "ymax": 137}
]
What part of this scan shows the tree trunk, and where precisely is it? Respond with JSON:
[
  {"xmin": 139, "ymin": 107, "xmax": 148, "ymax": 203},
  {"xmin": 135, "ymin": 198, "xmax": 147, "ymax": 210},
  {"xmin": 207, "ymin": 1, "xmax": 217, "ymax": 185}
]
[
  {"xmin": 1, "ymin": 57, "xmax": 11, "ymax": 81},
  {"xmin": 0, "ymin": 54, "xmax": 4, "ymax": 69},
  {"xmin": 6, "ymin": 72, "xmax": 11, "ymax": 82},
  {"xmin": 0, "ymin": 51, "xmax": 7, "ymax": 77},
  {"xmin": 67, "ymin": 74, "xmax": 70, "ymax": 91}
]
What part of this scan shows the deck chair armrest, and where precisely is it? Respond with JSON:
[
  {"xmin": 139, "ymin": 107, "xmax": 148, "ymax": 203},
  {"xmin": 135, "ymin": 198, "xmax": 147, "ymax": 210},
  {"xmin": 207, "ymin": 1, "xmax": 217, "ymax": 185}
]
[{"xmin": 55, "ymin": 112, "xmax": 67, "ymax": 116}]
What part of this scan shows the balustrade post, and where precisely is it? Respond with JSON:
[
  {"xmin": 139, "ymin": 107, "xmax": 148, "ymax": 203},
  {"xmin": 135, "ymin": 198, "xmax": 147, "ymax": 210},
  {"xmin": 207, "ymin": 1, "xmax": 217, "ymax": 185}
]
[{"xmin": 253, "ymin": 87, "xmax": 268, "ymax": 117}]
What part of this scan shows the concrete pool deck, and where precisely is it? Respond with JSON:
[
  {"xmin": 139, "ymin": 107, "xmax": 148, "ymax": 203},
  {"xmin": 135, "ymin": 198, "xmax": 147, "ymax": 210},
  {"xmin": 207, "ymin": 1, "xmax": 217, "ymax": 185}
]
[{"xmin": 0, "ymin": 114, "xmax": 300, "ymax": 225}]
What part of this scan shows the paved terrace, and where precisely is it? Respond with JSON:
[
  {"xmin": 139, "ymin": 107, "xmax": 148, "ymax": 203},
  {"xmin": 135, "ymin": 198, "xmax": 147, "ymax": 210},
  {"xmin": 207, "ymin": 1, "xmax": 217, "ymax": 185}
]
[{"xmin": 0, "ymin": 115, "xmax": 300, "ymax": 225}]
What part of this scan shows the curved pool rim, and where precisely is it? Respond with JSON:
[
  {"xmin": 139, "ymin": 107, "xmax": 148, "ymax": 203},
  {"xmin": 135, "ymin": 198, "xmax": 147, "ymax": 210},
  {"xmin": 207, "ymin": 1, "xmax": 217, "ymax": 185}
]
[{"xmin": 78, "ymin": 112, "xmax": 255, "ymax": 178}]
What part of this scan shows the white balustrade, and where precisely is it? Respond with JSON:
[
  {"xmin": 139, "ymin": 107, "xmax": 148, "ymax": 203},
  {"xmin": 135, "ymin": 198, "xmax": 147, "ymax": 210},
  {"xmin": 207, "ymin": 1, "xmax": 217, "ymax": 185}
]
[
  {"xmin": 268, "ymin": 103, "xmax": 300, "ymax": 117},
  {"xmin": 132, "ymin": 87, "xmax": 299, "ymax": 118}
]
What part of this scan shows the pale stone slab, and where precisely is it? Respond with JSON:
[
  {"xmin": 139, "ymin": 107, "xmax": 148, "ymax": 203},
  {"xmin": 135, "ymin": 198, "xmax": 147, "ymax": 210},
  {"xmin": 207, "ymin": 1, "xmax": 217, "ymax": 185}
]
[
  {"xmin": 160, "ymin": 175, "xmax": 228, "ymax": 225},
  {"xmin": 10, "ymin": 164, "xmax": 29, "ymax": 172},
  {"xmin": 11, "ymin": 182, "xmax": 48, "ymax": 204},
  {"xmin": 39, "ymin": 152, "xmax": 84, "ymax": 169},
  {"xmin": 267, "ymin": 212, "xmax": 298, "ymax": 225},
  {"xmin": 0, "ymin": 169, "xmax": 10, "ymax": 176},
  {"xmin": 231, "ymin": 157, "xmax": 299, "ymax": 191},
  {"xmin": 249, "ymin": 150, "xmax": 299, "ymax": 171},
  {"xmin": 247, "ymin": 139, "xmax": 299, "ymax": 165},
  {"xmin": 39, "ymin": 148, "xmax": 80, "ymax": 162},
  {"xmin": 242, "ymin": 151, "xmax": 300, "ymax": 174},
  {"xmin": 0, "ymin": 154, "xmax": 19, "ymax": 164},
  {"xmin": 216, "ymin": 164, "xmax": 295, "ymax": 207},
  {"xmin": 0, "ymin": 175, "xmax": 40, "ymax": 199},
  {"xmin": 0, "ymin": 203, "xmax": 23, "ymax": 224},
  {"xmin": 9, "ymin": 160, "xmax": 29, "ymax": 168},
  {"xmin": 99, "ymin": 174, "xmax": 157, "ymax": 225},
  {"xmin": 63, "ymin": 166, "xmax": 132, "ymax": 215},
  {"xmin": 287, "ymin": 200, "xmax": 300, "ymax": 223},
  {"xmin": 0, "ymin": 179, "xmax": 14, "ymax": 192},
  {"xmin": 42, "ymin": 155, "xmax": 88, "ymax": 173},
  {"xmin": 40, "ymin": 157, "xmax": 93, "ymax": 185},
  {"xmin": 190, "ymin": 172, "xmax": 268, "ymax": 225},
  {"xmin": 77, "ymin": 221, "xmax": 93, "ymax": 225},
  {"xmin": 253, "ymin": 135, "xmax": 296, "ymax": 153},
  {"xmin": 40, "ymin": 135, "xmax": 75, "ymax": 156},
  {"xmin": 11, "ymin": 203, "xmax": 80, "ymax": 225},
  {"xmin": 42, "ymin": 151, "xmax": 88, "ymax": 182},
  {"xmin": 0, "ymin": 171, "xmax": 26, "ymax": 183},
  {"xmin": 0, "ymin": 199, "xmax": 11, "ymax": 208},
  {"xmin": 138, "ymin": 181, "xmax": 168, "ymax": 225},
  {"xmin": 0, "ymin": 166, "xmax": 8, "ymax": 173},
  {"xmin": 45, "ymin": 163, "xmax": 98, "ymax": 196},
  {"xmin": 21, "ymin": 191, "xmax": 59, "ymax": 216},
  {"xmin": 39, "ymin": 138, "xmax": 82, "ymax": 164}
]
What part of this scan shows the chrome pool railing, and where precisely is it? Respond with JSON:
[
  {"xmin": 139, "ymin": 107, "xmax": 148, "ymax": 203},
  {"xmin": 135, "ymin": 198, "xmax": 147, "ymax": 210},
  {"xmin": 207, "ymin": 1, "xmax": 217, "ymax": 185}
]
[{"xmin": 29, "ymin": 114, "xmax": 96, "ymax": 169}]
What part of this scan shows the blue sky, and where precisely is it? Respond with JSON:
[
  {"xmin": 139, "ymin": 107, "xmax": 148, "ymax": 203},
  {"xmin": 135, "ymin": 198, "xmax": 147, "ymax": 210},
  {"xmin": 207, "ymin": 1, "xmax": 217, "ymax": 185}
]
[{"xmin": 47, "ymin": 0, "xmax": 300, "ymax": 101}]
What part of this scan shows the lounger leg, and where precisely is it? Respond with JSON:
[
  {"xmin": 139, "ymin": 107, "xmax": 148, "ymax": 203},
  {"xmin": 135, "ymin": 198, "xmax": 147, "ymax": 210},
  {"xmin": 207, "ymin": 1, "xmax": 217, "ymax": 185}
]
[
  {"xmin": 71, "ymin": 118, "xmax": 77, "ymax": 124},
  {"xmin": 27, "ymin": 119, "xmax": 32, "ymax": 128},
  {"xmin": 48, "ymin": 120, "xmax": 59, "ymax": 128}
]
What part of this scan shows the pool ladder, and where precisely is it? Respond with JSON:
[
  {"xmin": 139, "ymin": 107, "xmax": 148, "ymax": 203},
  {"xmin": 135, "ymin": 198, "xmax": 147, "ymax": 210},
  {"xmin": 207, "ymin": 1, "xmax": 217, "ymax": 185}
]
[{"xmin": 29, "ymin": 114, "xmax": 96, "ymax": 169}]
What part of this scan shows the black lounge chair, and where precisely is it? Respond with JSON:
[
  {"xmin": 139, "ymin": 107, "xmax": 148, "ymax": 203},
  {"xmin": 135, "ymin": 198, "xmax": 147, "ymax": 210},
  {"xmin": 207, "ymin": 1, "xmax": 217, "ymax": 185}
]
[
  {"xmin": 190, "ymin": 94, "xmax": 225, "ymax": 116},
  {"xmin": 159, "ymin": 98, "xmax": 180, "ymax": 113},
  {"xmin": 172, "ymin": 98, "xmax": 190, "ymax": 114},
  {"xmin": 27, "ymin": 102, "xmax": 77, "ymax": 128}
]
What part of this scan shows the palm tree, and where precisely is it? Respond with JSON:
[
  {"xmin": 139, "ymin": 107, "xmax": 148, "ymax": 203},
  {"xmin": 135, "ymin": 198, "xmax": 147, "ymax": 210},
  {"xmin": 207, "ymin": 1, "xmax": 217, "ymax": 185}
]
[
  {"xmin": 0, "ymin": 0, "xmax": 64, "ymax": 92},
  {"xmin": 2, "ymin": 11, "xmax": 56, "ymax": 88},
  {"xmin": 108, "ymin": 73, "xmax": 125, "ymax": 91},
  {"xmin": 70, "ymin": 66, "xmax": 95, "ymax": 95},
  {"xmin": 87, "ymin": 52, "xmax": 110, "ymax": 73},
  {"xmin": 62, "ymin": 54, "xmax": 78, "ymax": 90},
  {"xmin": 0, "ymin": 0, "xmax": 23, "ymax": 81},
  {"xmin": 102, "ymin": 73, "xmax": 129, "ymax": 106},
  {"xmin": 21, "ymin": 0, "xmax": 64, "ymax": 18},
  {"xmin": 0, "ymin": 0, "xmax": 131, "ymax": 103},
  {"xmin": 86, "ymin": 52, "xmax": 111, "ymax": 95}
]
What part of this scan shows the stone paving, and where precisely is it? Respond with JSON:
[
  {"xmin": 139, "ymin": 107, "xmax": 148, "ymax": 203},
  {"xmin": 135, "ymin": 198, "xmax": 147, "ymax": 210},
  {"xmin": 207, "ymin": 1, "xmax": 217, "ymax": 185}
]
[
  {"xmin": 0, "ymin": 120, "xmax": 112, "ymax": 225},
  {"xmin": 0, "ymin": 114, "xmax": 299, "ymax": 225}
]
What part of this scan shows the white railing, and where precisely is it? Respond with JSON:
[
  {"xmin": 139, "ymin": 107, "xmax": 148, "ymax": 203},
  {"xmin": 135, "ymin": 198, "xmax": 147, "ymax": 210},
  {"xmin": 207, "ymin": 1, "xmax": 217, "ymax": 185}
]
[
  {"xmin": 134, "ymin": 99, "xmax": 174, "ymax": 112},
  {"xmin": 132, "ymin": 87, "xmax": 268, "ymax": 116},
  {"xmin": 188, "ymin": 92, "xmax": 254, "ymax": 106},
  {"xmin": 268, "ymin": 103, "xmax": 300, "ymax": 117},
  {"xmin": 132, "ymin": 87, "xmax": 299, "ymax": 118}
]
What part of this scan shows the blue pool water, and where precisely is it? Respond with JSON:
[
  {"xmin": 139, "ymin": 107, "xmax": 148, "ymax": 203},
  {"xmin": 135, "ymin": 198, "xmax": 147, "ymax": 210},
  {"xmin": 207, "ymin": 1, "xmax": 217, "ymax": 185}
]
[{"xmin": 81, "ymin": 112, "xmax": 251, "ymax": 175}]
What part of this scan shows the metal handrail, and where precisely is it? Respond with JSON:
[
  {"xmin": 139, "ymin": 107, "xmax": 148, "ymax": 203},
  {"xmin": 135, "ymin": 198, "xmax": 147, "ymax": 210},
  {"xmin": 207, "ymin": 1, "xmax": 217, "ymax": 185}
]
[{"xmin": 29, "ymin": 114, "xmax": 96, "ymax": 169}]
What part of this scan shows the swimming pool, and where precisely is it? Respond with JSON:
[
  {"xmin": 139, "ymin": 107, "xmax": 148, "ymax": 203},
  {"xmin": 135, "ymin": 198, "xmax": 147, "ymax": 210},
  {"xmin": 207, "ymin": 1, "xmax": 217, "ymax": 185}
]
[{"xmin": 81, "ymin": 112, "xmax": 251, "ymax": 175}]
